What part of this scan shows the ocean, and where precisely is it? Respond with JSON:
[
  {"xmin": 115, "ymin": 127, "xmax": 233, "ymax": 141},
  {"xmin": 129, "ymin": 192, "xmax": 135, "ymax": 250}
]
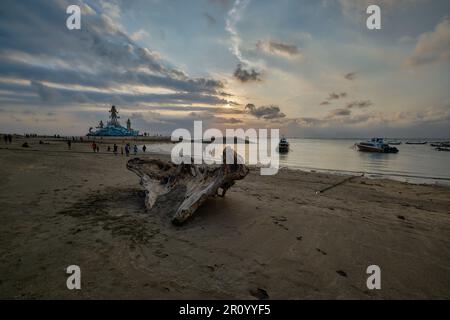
[{"xmin": 139, "ymin": 138, "xmax": 450, "ymax": 185}]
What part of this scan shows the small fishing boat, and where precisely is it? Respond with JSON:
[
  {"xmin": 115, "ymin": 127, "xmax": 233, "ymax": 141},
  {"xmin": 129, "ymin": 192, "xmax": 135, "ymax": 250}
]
[
  {"xmin": 356, "ymin": 138, "xmax": 399, "ymax": 153},
  {"xmin": 405, "ymin": 141, "xmax": 427, "ymax": 145},
  {"xmin": 278, "ymin": 137, "xmax": 289, "ymax": 153},
  {"xmin": 388, "ymin": 141, "xmax": 402, "ymax": 145}
]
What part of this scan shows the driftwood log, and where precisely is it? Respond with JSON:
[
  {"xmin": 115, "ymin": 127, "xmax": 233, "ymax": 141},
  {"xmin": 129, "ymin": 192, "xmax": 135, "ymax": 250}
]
[{"xmin": 126, "ymin": 148, "xmax": 249, "ymax": 225}]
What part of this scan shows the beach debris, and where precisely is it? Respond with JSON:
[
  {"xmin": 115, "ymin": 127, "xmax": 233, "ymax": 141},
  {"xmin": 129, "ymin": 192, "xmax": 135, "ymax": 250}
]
[
  {"xmin": 315, "ymin": 173, "xmax": 364, "ymax": 194},
  {"xmin": 127, "ymin": 147, "xmax": 249, "ymax": 225}
]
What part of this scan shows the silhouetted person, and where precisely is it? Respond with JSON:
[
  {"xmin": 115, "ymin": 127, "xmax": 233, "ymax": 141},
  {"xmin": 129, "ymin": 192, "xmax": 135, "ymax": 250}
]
[
  {"xmin": 67, "ymin": 140, "xmax": 71, "ymax": 150},
  {"xmin": 8, "ymin": 134, "xmax": 12, "ymax": 144},
  {"xmin": 125, "ymin": 144, "xmax": 130, "ymax": 157},
  {"xmin": 133, "ymin": 145, "xmax": 138, "ymax": 155},
  {"xmin": 142, "ymin": 145, "xmax": 147, "ymax": 153},
  {"xmin": 113, "ymin": 144, "xmax": 118, "ymax": 155},
  {"xmin": 92, "ymin": 142, "xmax": 97, "ymax": 152}
]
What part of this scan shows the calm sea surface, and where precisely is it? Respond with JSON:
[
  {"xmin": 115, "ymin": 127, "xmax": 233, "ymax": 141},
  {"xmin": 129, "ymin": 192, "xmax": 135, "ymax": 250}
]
[{"xmin": 140, "ymin": 139, "xmax": 450, "ymax": 185}]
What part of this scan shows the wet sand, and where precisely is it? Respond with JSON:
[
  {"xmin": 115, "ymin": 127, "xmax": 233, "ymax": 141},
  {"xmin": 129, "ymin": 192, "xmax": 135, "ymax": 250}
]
[{"xmin": 0, "ymin": 138, "xmax": 449, "ymax": 299}]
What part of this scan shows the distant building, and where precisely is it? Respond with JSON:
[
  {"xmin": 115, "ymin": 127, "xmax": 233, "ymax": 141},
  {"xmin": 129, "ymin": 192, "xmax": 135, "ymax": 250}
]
[{"xmin": 87, "ymin": 105, "xmax": 139, "ymax": 136}]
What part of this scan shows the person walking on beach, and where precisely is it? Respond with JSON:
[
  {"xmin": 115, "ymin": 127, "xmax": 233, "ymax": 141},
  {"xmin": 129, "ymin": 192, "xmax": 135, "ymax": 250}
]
[
  {"xmin": 125, "ymin": 144, "xmax": 130, "ymax": 157},
  {"xmin": 92, "ymin": 142, "xmax": 97, "ymax": 152},
  {"xmin": 67, "ymin": 140, "xmax": 71, "ymax": 150},
  {"xmin": 142, "ymin": 145, "xmax": 147, "ymax": 153},
  {"xmin": 133, "ymin": 144, "xmax": 138, "ymax": 155},
  {"xmin": 121, "ymin": 146, "xmax": 124, "ymax": 155},
  {"xmin": 96, "ymin": 145, "xmax": 100, "ymax": 153},
  {"xmin": 113, "ymin": 144, "xmax": 118, "ymax": 155},
  {"xmin": 8, "ymin": 134, "xmax": 12, "ymax": 144}
]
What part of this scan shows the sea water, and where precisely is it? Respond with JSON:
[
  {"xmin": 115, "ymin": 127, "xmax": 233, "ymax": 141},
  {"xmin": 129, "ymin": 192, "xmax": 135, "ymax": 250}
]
[{"xmin": 139, "ymin": 139, "xmax": 450, "ymax": 185}]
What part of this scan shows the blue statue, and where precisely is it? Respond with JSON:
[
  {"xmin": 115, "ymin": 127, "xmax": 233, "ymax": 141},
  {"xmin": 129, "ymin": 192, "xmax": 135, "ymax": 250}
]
[{"xmin": 87, "ymin": 105, "xmax": 139, "ymax": 136}]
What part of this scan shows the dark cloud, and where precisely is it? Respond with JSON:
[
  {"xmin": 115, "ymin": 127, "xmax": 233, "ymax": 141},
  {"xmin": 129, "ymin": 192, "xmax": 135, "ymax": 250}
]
[
  {"xmin": 233, "ymin": 64, "xmax": 262, "ymax": 83},
  {"xmin": 24, "ymin": 81, "xmax": 229, "ymax": 106},
  {"xmin": 0, "ymin": 0, "xmax": 227, "ymax": 109},
  {"xmin": 346, "ymin": 100, "xmax": 373, "ymax": 109},
  {"xmin": 328, "ymin": 108, "xmax": 352, "ymax": 117},
  {"xmin": 327, "ymin": 92, "xmax": 347, "ymax": 100},
  {"xmin": 245, "ymin": 103, "xmax": 286, "ymax": 120},
  {"xmin": 344, "ymin": 72, "xmax": 356, "ymax": 80}
]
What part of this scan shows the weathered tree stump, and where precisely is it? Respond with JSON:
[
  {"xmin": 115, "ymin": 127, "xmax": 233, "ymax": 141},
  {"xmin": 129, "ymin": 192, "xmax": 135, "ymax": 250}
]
[{"xmin": 127, "ymin": 148, "xmax": 249, "ymax": 225}]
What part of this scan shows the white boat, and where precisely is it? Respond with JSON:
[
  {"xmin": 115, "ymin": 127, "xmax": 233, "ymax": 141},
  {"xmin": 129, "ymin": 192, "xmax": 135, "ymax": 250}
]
[
  {"xmin": 278, "ymin": 137, "xmax": 289, "ymax": 153},
  {"xmin": 356, "ymin": 138, "xmax": 398, "ymax": 153}
]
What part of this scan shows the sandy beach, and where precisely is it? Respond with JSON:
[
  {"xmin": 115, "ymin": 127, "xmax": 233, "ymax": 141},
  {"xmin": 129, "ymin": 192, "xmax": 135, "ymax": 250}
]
[{"xmin": 0, "ymin": 137, "xmax": 449, "ymax": 299}]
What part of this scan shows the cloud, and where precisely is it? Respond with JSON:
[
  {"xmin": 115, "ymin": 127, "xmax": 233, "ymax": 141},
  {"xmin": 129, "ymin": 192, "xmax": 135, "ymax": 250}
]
[
  {"xmin": 233, "ymin": 64, "xmax": 262, "ymax": 82},
  {"xmin": 346, "ymin": 100, "xmax": 373, "ymax": 109},
  {"xmin": 327, "ymin": 92, "xmax": 347, "ymax": 100},
  {"xmin": 405, "ymin": 19, "xmax": 450, "ymax": 66},
  {"xmin": 225, "ymin": 0, "xmax": 252, "ymax": 65},
  {"xmin": 143, "ymin": 105, "xmax": 244, "ymax": 115},
  {"xmin": 344, "ymin": 72, "xmax": 356, "ymax": 80},
  {"xmin": 212, "ymin": 117, "xmax": 243, "ymax": 124},
  {"xmin": 130, "ymin": 29, "xmax": 150, "ymax": 41},
  {"xmin": 327, "ymin": 108, "xmax": 352, "ymax": 117},
  {"xmin": 245, "ymin": 103, "xmax": 286, "ymax": 120},
  {"xmin": 0, "ymin": 0, "xmax": 227, "ymax": 109},
  {"xmin": 256, "ymin": 40, "xmax": 300, "ymax": 58},
  {"xmin": 25, "ymin": 81, "xmax": 229, "ymax": 106}
]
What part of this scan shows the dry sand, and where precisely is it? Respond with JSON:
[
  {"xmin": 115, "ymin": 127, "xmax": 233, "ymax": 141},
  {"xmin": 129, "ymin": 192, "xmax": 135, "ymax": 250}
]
[{"xmin": 0, "ymin": 137, "xmax": 449, "ymax": 299}]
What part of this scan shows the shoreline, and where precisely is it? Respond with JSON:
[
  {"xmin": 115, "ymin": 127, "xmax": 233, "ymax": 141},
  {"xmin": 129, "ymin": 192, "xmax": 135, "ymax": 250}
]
[{"xmin": 1, "ymin": 136, "xmax": 450, "ymax": 187}]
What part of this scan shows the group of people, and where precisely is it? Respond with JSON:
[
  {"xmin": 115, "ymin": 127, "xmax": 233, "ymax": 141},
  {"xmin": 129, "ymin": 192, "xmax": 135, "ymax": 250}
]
[
  {"xmin": 89, "ymin": 142, "xmax": 147, "ymax": 156},
  {"xmin": 3, "ymin": 134, "xmax": 13, "ymax": 144}
]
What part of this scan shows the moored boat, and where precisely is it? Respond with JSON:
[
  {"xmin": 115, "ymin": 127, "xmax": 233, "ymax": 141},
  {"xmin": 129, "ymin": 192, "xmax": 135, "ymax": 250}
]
[
  {"xmin": 405, "ymin": 141, "xmax": 427, "ymax": 145},
  {"xmin": 278, "ymin": 137, "xmax": 289, "ymax": 153},
  {"xmin": 356, "ymin": 138, "xmax": 399, "ymax": 153}
]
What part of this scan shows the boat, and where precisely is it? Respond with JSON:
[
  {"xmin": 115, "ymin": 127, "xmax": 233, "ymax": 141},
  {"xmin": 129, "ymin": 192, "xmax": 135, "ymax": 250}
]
[
  {"xmin": 387, "ymin": 141, "xmax": 402, "ymax": 145},
  {"xmin": 356, "ymin": 138, "xmax": 399, "ymax": 153},
  {"xmin": 436, "ymin": 147, "xmax": 450, "ymax": 152},
  {"xmin": 278, "ymin": 137, "xmax": 289, "ymax": 153},
  {"xmin": 405, "ymin": 141, "xmax": 427, "ymax": 145}
]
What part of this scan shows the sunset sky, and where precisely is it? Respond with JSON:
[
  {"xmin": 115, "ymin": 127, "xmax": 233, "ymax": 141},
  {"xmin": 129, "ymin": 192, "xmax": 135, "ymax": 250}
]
[{"xmin": 0, "ymin": 0, "xmax": 449, "ymax": 137}]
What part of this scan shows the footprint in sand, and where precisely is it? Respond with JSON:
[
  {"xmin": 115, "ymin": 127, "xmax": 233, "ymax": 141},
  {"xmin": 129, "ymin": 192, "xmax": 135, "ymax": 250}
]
[{"xmin": 271, "ymin": 216, "xmax": 288, "ymax": 230}]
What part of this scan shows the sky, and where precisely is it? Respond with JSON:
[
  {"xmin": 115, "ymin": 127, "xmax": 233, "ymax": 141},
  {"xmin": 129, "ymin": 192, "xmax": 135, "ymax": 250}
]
[{"xmin": 0, "ymin": 0, "xmax": 449, "ymax": 138}]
